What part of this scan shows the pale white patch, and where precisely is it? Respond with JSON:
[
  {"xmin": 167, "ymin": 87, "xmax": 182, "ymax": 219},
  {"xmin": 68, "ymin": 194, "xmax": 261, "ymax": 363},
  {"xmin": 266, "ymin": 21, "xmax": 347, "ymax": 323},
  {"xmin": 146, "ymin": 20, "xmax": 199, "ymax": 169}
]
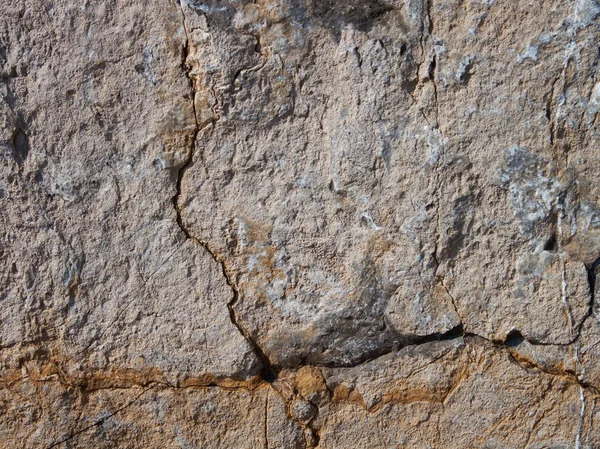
[
  {"xmin": 570, "ymin": 0, "xmax": 600, "ymax": 31},
  {"xmin": 517, "ymin": 43, "xmax": 539, "ymax": 63},
  {"xmin": 359, "ymin": 212, "xmax": 382, "ymax": 231},
  {"xmin": 426, "ymin": 127, "xmax": 444, "ymax": 164}
]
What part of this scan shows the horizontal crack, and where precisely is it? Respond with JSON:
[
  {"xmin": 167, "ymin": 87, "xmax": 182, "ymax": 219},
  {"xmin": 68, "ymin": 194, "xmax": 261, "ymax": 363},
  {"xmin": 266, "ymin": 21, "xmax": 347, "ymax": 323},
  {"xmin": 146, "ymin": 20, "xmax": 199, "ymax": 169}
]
[
  {"xmin": 4, "ymin": 335, "xmax": 600, "ymax": 400},
  {"xmin": 9, "ymin": 334, "xmax": 591, "ymax": 449},
  {"xmin": 504, "ymin": 342, "xmax": 600, "ymax": 397},
  {"xmin": 308, "ymin": 323, "xmax": 466, "ymax": 370}
]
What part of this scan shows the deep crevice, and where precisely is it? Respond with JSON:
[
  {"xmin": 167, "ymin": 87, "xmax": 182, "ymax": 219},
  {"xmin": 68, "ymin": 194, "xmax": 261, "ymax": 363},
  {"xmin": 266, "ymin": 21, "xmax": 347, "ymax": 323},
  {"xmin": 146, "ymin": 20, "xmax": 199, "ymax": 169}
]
[
  {"xmin": 543, "ymin": 233, "xmax": 558, "ymax": 252},
  {"xmin": 308, "ymin": 323, "xmax": 466, "ymax": 370},
  {"xmin": 586, "ymin": 257, "xmax": 600, "ymax": 309},
  {"xmin": 404, "ymin": 322, "xmax": 465, "ymax": 346}
]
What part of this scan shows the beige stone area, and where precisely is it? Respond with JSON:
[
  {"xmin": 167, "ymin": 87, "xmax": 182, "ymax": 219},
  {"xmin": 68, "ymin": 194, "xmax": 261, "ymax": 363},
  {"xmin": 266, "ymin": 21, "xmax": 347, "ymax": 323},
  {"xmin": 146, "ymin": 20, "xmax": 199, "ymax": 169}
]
[
  {"xmin": 2, "ymin": 338, "xmax": 600, "ymax": 448},
  {"xmin": 0, "ymin": 380, "xmax": 305, "ymax": 448},
  {"xmin": 2, "ymin": 0, "xmax": 600, "ymax": 447}
]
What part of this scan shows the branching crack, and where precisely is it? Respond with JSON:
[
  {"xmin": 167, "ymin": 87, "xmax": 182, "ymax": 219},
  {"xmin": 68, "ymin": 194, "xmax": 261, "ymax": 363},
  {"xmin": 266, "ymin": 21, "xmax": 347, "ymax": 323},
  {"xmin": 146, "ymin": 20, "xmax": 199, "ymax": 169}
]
[
  {"xmin": 169, "ymin": 0, "xmax": 600, "ymax": 403},
  {"xmin": 174, "ymin": 1, "xmax": 277, "ymax": 384}
]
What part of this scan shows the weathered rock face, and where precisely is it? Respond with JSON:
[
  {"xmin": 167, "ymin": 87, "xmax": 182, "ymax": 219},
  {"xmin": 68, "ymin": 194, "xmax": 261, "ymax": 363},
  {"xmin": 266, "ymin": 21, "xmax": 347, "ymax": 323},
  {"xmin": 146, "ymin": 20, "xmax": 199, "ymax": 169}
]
[{"xmin": 1, "ymin": 0, "xmax": 600, "ymax": 447}]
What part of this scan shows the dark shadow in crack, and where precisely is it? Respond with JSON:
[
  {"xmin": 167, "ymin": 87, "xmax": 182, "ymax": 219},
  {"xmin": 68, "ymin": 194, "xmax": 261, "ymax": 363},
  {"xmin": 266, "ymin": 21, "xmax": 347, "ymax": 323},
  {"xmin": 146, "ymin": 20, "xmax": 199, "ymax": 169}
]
[{"xmin": 307, "ymin": 0, "xmax": 394, "ymax": 41}]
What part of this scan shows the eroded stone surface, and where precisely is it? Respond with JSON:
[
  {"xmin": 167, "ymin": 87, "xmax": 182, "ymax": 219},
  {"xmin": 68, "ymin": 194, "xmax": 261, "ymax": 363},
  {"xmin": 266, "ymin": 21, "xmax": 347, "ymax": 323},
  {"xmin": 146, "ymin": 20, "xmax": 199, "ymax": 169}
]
[
  {"xmin": 179, "ymin": 0, "xmax": 600, "ymax": 368},
  {"xmin": 317, "ymin": 338, "xmax": 599, "ymax": 448},
  {"xmin": 0, "ymin": 381, "xmax": 304, "ymax": 449},
  {"xmin": 0, "ymin": 0, "xmax": 259, "ymax": 386},
  {"xmin": 2, "ymin": 0, "xmax": 600, "ymax": 447}
]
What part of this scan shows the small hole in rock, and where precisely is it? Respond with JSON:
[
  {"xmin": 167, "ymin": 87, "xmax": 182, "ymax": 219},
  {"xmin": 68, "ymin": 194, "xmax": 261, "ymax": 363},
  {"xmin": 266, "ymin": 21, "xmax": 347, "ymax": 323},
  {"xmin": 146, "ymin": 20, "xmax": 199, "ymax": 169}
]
[
  {"xmin": 544, "ymin": 234, "xmax": 557, "ymax": 252},
  {"xmin": 505, "ymin": 329, "xmax": 524, "ymax": 347}
]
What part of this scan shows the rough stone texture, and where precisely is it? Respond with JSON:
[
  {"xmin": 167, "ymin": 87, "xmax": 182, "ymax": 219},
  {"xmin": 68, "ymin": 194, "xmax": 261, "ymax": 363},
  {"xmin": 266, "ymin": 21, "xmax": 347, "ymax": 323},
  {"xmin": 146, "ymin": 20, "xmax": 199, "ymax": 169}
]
[{"xmin": 1, "ymin": 0, "xmax": 600, "ymax": 447}]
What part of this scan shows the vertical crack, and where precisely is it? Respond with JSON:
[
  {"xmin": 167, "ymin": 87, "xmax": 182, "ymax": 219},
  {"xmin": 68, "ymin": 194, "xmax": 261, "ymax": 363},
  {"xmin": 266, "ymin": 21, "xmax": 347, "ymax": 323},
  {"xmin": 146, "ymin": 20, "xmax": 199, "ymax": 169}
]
[
  {"xmin": 225, "ymin": 272, "xmax": 278, "ymax": 381},
  {"xmin": 557, "ymin": 214, "xmax": 576, "ymax": 336},
  {"xmin": 174, "ymin": 1, "xmax": 277, "ymax": 383},
  {"xmin": 575, "ymin": 386, "xmax": 586, "ymax": 449},
  {"xmin": 574, "ymin": 255, "xmax": 600, "ymax": 347},
  {"xmin": 586, "ymin": 257, "xmax": 600, "ymax": 313},
  {"xmin": 425, "ymin": 2, "xmax": 444, "ymax": 144},
  {"xmin": 546, "ymin": 75, "xmax": 560, "ymax": 147},
  {"xmin": 572, "ymin": 256, "xmax": 600, "ymax": 386},
  {"xmin": 264, "ymin": 389, "xmax": 270, "ymax": 449},
  {"xmin": 173, "ymin": 1, "xmax": 200, "ymax": 240}
]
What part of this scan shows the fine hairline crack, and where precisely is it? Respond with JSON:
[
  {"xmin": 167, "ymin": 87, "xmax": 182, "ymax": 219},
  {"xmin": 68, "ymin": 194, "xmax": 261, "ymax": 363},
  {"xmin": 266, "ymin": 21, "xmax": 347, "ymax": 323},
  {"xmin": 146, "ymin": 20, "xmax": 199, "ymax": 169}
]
[
  {"xmin": 173, "ymin": 1, "xmax": 278, "ymax": 383},
  {"xmin": 45, "ymin": 386, "xmax": 153, "ymax": 449}
]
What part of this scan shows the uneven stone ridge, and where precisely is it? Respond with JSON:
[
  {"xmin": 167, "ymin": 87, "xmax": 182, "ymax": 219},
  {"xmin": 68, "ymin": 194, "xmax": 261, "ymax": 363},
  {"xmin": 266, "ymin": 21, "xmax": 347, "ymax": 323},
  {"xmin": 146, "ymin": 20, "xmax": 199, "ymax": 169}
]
[{"xmin": 1, "ymin": 0, "xmax": 600, "ymax": 447}]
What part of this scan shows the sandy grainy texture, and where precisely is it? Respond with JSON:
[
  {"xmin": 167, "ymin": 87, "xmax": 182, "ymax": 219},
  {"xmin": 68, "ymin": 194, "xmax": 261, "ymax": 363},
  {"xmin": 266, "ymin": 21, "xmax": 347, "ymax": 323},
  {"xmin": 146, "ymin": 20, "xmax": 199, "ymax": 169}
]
[{"xmin": 1, "ymin": 0, "xmax": 600, "ymax": 447}]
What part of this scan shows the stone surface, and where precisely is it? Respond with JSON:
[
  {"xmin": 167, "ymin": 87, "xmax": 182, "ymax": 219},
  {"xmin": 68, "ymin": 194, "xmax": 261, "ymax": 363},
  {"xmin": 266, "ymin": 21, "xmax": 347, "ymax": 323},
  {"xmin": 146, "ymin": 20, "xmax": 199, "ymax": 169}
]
[
  {"xmin": 1, "ymin": 0, "xmax": 600, "ymax": 447},
  {"xmin": 0, "ymin": 380, "xmax": 305, "ymax": 449}
]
